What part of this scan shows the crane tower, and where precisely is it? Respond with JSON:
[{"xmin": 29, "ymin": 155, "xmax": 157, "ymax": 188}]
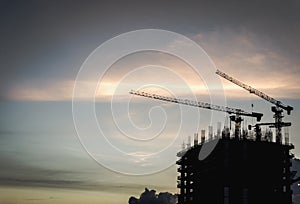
[{"xmin": 216, "ymin": 69, "xmax": 293, "ymax": 144}]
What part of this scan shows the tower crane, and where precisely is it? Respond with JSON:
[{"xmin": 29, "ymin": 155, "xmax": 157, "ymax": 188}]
[
  {"xmin": 216, "ymin": 69, "xmax": 293, "ymax": 144},
  {"xmin": 129, "ymin": 90, "xmax": 263, "ymax": 139}
]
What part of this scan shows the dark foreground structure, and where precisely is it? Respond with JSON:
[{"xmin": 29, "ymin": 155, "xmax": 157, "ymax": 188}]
[{"xmin": 177, "ymin": 137, "xmax": 294, "ymax": 204}]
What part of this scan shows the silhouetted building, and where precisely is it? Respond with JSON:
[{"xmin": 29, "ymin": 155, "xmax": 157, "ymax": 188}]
[{"xmin": 177, "ymin": 137, "xmax": 294, "ymax": 204}]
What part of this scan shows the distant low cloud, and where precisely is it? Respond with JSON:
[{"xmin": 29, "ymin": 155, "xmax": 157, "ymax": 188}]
[{"xmin": 129, "ymin": 188, "xmax": 177, "ymax": 204}]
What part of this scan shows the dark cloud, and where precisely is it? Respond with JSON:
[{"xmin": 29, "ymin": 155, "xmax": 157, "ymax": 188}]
[
  {"xmin": 129, "ymin": 188, "xmax": 177, "ymax": 204},
  {"xmin": 0, "ymin": 144, "xmax": 175, "ymax": 194},
  {"xmin": 0, "ymin": 0, "xmax": 299, "ymax": 99},
  {"xmin": 0, "ymin": 162, "xmax": 151, "ymax": 193}
]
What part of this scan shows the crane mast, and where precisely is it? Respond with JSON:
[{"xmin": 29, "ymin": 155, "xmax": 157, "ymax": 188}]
[
  {"xmin": 216, "ymin": 69, "xmax": 293, "ymax": 144},
  {"xmin": 129, "ymin": 90, "xmax": 263, "ymax": 139}
]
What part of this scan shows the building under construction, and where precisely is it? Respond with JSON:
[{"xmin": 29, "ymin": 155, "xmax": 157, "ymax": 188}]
[
  {"xmin": 177, "ymin": 131, "xmax": 294, "ymax": 204},
  {"xmin": 175, "ymin": 70, "xmax": 295, "ymax": 204},
  {"xmin": 130, "ymin": 69, "xmax": 296, "ymax": 204}
]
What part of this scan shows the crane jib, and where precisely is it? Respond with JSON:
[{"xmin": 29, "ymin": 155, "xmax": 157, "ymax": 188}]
[
  {"xmin": 216, "ymin": 69, "xmax": 293, "ymax": 114},
  {"xmin": 129, "ymin": 90, "xmax": 263, "ymax": 122}
]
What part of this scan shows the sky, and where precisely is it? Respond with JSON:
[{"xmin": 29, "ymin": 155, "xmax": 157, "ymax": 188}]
[{"xmin": 1, "ymin": 0, "xmax": 300, "ymax": 203}]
